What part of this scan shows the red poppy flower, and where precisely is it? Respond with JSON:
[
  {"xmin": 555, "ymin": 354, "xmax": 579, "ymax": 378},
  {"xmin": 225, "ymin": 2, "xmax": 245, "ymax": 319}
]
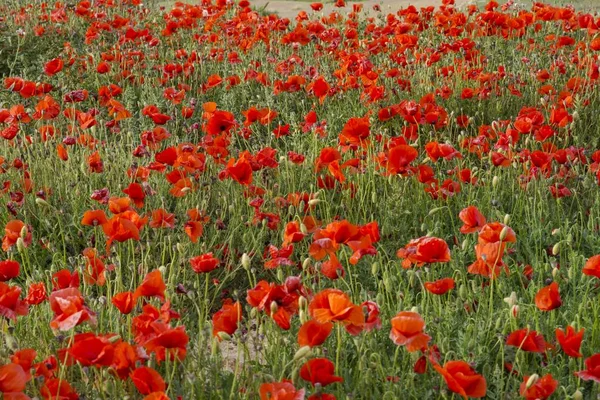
[
  {"xmin": 583, "ymin": 255, "xmax": 600, "ymax": 278},
  {"xmin": 130, "ymin": 367, "xmax": 166, "ymax": 395},
  {"xmin": 212, "ymin": 299, "xmax": 242, "ymax": 339},
  {"xmin": 112, "ymin": 291, "xmax": 136, "ymax": 315},
  {"xmin": 308, "ymin": 289, "xmax": 364, "ymax": 335},
  {"xmin": 397, "ymin": 236, "xmax": 451, "ymax": 268},
  {"xmin": 458, "ymin": 206, "xmax": 486, "ymax": 234},
  {"xmin": 25, "ymin": 282, "xmax": 47, "ymax": 305},
  {"xmin": 190, "ymin": 253, "xmax": 220, "ymax": 273},
  {"xmin": 519, "ymin": 374, "xmax": 557, "ymax": 400},
  {"xmin": 0, "ymin": 260, "xmax": 19, "ymax": 282},
  {"xmin": 44, "ymin": 58, "xmax": 64, "ymax": 76},
  {"xmin": 49, "ymin": 287, "xmax": 96, "ymax": 331},
  {"xmin": 556, "ymin": 326, "xmax": 584, "ymax": 358},
  {"xmin": 424, "ymin": 278, "xmax": 455, "ymax": 295},
  {"xmin": 298, "ymin": 320, "xmax": 333, "ymax": 347},
  {"xmin": 432, "ymin": 360, "xmax": 487, "ymax": 399},
  {"xmin": 534, "ymin": 282, "xmax": 562, "ymax": 311},
  {"xmin": 40, "ymin": 378, "xmax": 79, "ymax": 400},
  {"xmin": 134, "ymin": 270, "xmax": 166, "ymax": 301},
  {"xmin": 0, "ymin": 363, "xmax": 27, "ymax": 393},
  {"xmin": 575, "ymin": 353, "xmax": 600, "ymax": 382},
  {"xmin": 150, "ymin": 209, "xmax": 175, "ymax": 229},
  {"xmin": 143, "ymin": 326, "xmax": 189, "ymax": 364},
  {"xmin": 259, "ymin": 380, "xmax": 305, "ymax": 400},
  {"xmin": 506, "ymin": 329, "xmax": 547, "ymax": 353},
  {"xmin": 300, "ymin": 358, "xmax": 343, "ymax": 387},
  {"xmin": 389, "ymin": 311, "xmax": 431, "ymax": 352}
]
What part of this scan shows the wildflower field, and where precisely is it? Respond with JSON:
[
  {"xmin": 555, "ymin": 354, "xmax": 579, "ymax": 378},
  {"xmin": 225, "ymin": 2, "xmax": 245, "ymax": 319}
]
[{"xmin": 3, "ymin": 0, "xmax": 600, "ymax": 398}]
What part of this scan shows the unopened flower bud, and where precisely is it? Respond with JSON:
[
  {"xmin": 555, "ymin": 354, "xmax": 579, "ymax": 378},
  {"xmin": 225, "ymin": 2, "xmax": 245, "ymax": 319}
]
[
  {"xmin": 552, "ymin": 243, "xmax": 560, "ymax": 256},
  {"xmin": 293, "ymin": 346, "xmax": 311, "ymax": 361},
  {"xmin": 241, "ymin": 253, "xmax": 251, "ymax": 269},
  {"xmin": 525, "ymin": 374, "xmax": 539, "ymax": 389},
  {"xmin": 217, "ymin": 331, "xmax": 232, "ymax": 341}
]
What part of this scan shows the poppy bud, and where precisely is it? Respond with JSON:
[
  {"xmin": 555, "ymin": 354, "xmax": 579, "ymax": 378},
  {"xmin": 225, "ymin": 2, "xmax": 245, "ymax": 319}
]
[
  {"xmin": 176, "ymin": 243, "xmax": 184, "ymax": 254},
  {"xmin": 420, "ymin": 223, "xmax": 427, "ymax": 232},
  {"xmin": 552, "ymin": 267, "xmax": 559, "ymax": 278},
  {"xmin": 250, "ymin": 307, "xmax": 258, "ymax": 319},
  {"xmin": 573, "ymin": 390, "xmax": 583, "ymax": 400},
  {"xmin": 293, "ymin": 345, "xmax": 311, "ymax": 361},
  {"xmin": 499, "ymin": 226, "xmax": 509, "ymax": 241},
  {"xmin": 270, "ymin": 301, "xmax": 279, "ymax": 315},
  {"xmin": 503, "ymin": 214, "xmax": 510, "ymax": 225},
  {"xmin": 428, "ymin": 207, "xmax": 443, "ymax": 216},
  {"xmin": 217, "ymin": 331, "xmax": 232, "ymax": 341},
  {"xmin": 308, "ymin": 199, "xmax": 321, "ymax": 206},
  {"xmin": 552, "ymin": 242, "xmax": 560, "ymax": 256},
  {"xmin": 376, "ymin": 292, "xmax": 385, "ymax": 306},
  {"xmin": 525, "ymin": 374, "xmax": 539, "ymax": 389},
  {"xmin": 288, "ymin": 205, "xmax": 294, "ymax": 215},
  {"xmin": 495, "ymin": 317, "xmax": 503, "ymax": 330},
  {"xmin": 241, "ymin": 253, "xmax": 251, "ymax": 269},
  {"xmin": 20, "ymin": 225, "xmax": 28, "ymax": 239},
  {"xmin": 511, "ymin": 305, "xmax": 519, "ymax": 318},
  {"xmin": 551, "ymin": 228, "xmax": 560, "ymax": 236},
  {"xmin": 299, "ymin": 309, "xmax": 308, "ymax": 324},
  {"xmin": 291, "ymin": 367, "xmax": 300, "ymax": 384},
  {"xmin": 540, "ymin": 97, "xmax": 547, "ymax": 106},
  {"xmin": 108, "ymin": 334, "xmax": 122, "ymax": 343},
  {"xmin": 302, "ymin": 258, "xmax": 312, "ymax": 270},
  {"xmin": 458, "ymin": 284, "xmax": 467, "ymax": 300},
  {"xmin": 299, "ymin": 296, "xmax": 307, "ymax": 309},
  {"xmin": 159, "ymin": 265, "xmax": 167, "ymax": 275},
  {"xmin": 410, "ymin": 306, "xmax": 419, "ymax": 313},
  {"xmin": 568, "ymin": 265, "xmax": 575, "ymax": 280},
  {"xmin": 211, "ymin": 338, "xmax": 219, "ymax": 356},
  {"xmin": 16, "ymin": 238, "xmax": 26, "ymax": 253},
  {"xmin": 492, "ymin": 175, "xmax": 499, "ymax": 187},
  {"xmin": 4, "ymin": 334, "xmax": 18, "ymax": 351},
  {"xmin": 276, "ymin": 269, "xmax": 284, "ymax": 282},
  {"xmin": 461, "ymin": 239, "xmax": 468, "ymax": 251},
  {"xmin": 36, "ymin": 197, "xmax": 50, "ymax": 208},
  {"xmin": 371, "ymin": 262, "xmax": 379, "ymax": 275},
  {"xmin": 300, "ymin": 223, "xmax": 308, "ymax": 234}
]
